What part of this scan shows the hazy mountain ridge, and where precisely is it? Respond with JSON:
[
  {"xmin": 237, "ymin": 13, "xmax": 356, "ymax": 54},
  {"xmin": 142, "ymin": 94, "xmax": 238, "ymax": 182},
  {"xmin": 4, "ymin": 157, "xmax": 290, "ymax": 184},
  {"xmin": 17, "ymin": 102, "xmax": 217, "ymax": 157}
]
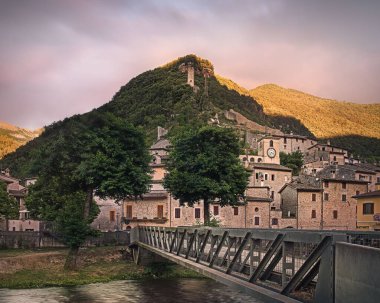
[
  {"xmin": 0, "ymin": 121, "xmax": 42, "ymax": 159},
  {"xmin": 249, "ymin": 84, "xmax": 380, "ymax": 139}
]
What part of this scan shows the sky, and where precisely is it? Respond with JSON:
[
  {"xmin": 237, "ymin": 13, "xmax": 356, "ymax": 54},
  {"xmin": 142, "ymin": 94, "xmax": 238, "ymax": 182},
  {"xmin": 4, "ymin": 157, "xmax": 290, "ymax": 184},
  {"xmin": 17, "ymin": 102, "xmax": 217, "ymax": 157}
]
[{"xmin": 1, "ymin": 0, "xmax": 379, "ymax": 129}]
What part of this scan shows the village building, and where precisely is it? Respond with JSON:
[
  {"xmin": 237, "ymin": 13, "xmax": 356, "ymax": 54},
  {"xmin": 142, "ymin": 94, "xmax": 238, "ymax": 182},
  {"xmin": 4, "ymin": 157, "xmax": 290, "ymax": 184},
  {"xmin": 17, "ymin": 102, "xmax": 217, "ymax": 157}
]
[
  {"xmin": 353, "ymin": 186, "xmax": 380, "ymax": 231},
  {"xmin": 272, "ymin": 133, "xmax": 316, "ymax": 154},
  {"xmin": 317, "ymin": 165, "xmax": 368, "ymax": 230},
  {"xmin": 0, "ymin": 170, "xmax": 41, "ymax": 231}
]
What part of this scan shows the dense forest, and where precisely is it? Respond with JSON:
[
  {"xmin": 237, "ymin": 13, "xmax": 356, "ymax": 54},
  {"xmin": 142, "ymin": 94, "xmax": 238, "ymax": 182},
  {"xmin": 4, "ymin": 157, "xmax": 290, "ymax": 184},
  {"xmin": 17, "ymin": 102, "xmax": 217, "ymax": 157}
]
[{"xmin": 1, "ymin": 55, "xmax": 379, "ymax": 177}]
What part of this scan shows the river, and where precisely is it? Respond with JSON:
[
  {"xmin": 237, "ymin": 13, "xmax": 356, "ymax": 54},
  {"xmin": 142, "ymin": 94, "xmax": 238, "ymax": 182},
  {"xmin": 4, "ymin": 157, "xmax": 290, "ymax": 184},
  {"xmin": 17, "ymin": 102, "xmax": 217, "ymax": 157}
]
[{"xmin": 0, "ymin": 279, "xmax": 272, "ymax": 303}]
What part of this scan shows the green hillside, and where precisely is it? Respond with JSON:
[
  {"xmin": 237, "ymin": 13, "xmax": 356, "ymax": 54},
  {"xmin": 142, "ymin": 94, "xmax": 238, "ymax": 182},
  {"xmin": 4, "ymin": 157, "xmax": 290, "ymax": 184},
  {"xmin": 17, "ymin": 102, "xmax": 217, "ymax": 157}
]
[
  {"xmin": 1, "ymin": 55, "xmax": 379, "ymax": 176},
  {"xmin": 0, "ymin": 55, "xmax": 314, "ymax": 178}
]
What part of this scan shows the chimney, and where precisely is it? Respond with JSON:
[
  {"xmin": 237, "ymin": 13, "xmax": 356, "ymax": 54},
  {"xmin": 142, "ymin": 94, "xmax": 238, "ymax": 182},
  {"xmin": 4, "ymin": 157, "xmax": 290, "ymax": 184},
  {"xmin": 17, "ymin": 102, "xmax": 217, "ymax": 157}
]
[{"xmin": 157, "ymin": 127, "xmax": 168, "ymax": 140}]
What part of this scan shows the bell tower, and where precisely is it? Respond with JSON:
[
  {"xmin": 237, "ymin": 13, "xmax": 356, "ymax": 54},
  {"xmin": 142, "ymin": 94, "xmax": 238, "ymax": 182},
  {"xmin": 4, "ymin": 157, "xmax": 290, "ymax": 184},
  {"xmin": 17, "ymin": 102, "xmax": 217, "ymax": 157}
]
[{"xmin": 258, "ymin": 137, "xmax": 280, "ymax": 164}]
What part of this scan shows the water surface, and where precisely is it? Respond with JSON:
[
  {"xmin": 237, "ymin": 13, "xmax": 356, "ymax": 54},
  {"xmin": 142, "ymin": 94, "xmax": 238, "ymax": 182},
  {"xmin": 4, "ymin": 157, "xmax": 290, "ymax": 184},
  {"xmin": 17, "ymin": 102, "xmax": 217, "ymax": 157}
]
[{"xmin": 0, "ymin": 279, "xmax": 271, "ymax": 303}]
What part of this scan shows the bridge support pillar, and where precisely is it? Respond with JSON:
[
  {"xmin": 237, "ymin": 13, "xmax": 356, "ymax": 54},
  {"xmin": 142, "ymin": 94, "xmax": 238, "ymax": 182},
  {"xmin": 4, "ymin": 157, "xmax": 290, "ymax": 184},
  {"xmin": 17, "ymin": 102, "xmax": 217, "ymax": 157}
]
[{"xmin": 131, "ymin": 245, "xmax": 171, "ymax": 266}]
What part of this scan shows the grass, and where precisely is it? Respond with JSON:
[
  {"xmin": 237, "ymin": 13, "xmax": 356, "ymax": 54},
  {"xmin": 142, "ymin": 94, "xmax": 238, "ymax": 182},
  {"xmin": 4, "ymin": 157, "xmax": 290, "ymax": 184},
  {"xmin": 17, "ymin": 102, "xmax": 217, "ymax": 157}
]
[{"xmin": 0, "ymin": 246, "xmax": 204, "ymax": 289}]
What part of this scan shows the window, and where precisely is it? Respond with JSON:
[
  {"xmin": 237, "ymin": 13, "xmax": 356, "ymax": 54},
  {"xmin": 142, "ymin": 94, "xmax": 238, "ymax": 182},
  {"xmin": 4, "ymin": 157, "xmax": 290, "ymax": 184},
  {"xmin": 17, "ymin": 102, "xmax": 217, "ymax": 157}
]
[
  {"xmin": 272, "ymin": 218, "xmax": 278, "ymax": 225},
  {"xmin": 175, "ymin": 208, "xmax": 181, "ymax": 218},
  {"xmin": 265, "ymin": 174, "xmax": 268, "ymax": 181},
  {"xmin": 312, "ymin": 194, "xmax": 316, "ymax": 202},
  {"xmin": 324, "ymin": 181, "xmax": 329, "ymax": 188},
  {"xmin": 324, "ymin": 193, "xmax": 329, "ymax": 201},
  {"xmin": 271, "ymin": 174, "xmax": 275, "ymax": 181},
  {"xmin": 157, "ymin": 205, "xmax": 164, "ymax": 218},
  {"xmin": 296, "ymin": 138, "xmax": 298, "ymax": 142},
  {"xmin": 342, "ymin": 194, "xmax": 347, "ymax": 202},
  {"xmin": 271, "ymin": 206, "xmax": 276, "ymax": 211},
  {"xmin": 322, "ymin": 147, "xmax": 325, "ymax": 151},
  {"xmin": 333, "ymin": 156, "xmax": 337, "ymax": 161},
  {"xmin": 342, "ymin": 182, "xmax": 346, "ymax": 189},
  {"xmin": 369, "ymin": 176, "xmax": 372, "ymax": 182},
  {"xmin": 256, "ymin": 173, "xmax": 259, "ymax": 179},
  {"xmin": 271, "ymin": 191, "xmax": 274, "ymax": 199},
  {"xmin": 284, "ymin": 138, "xmax": 287, "ymax": 144},
  {"xmin": 254, "ymin": 217, "xmax": 260, "ymax": 225},
  {"xmin": 311, "ymin": 210, "xmax": 316, "ymax": 219},
  {"xmin": 233, "ymin": 207, "xmax": 239, "ymax": 216},
  {"xmin": 363, "ymin": 203, "xmax": 374, "ymax": 215},
  {"xmin": 213, "ymin": 205, "xmax": 219, "ymax": 216},
  {"xmin": 110, "ymin": 211, "xmax": 116, "ymax": 222},
  {"xmin": 126, "ymin": 205, "xmax": 132, "ymax": 219},
  {"xmin": 333, "ymin": 210, "xmax": 338, "ymax": 219},
  {"xmin": 255, "ymin": 207, "xmax": 259, "ymax": 212},
  {"xmin": 284, "ymin": 145, "xmax": 287, "ymax": 149},
  {"xmin": 195, "ymin": 208, "xmax": 201, "ymax": 219},
  {"xmin": 377, "ymin": 177, "xmax": 380, "ymax": 183},
  {"xmin": 270, "ymin": 140, "xmax": 273, "ymax": 147}
]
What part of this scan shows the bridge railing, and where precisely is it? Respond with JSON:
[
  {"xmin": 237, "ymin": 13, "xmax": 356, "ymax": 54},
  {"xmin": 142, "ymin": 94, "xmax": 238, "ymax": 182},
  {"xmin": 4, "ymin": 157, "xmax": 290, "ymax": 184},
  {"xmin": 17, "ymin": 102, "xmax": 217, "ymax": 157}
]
[{"xmin": 133, "ymin": 227, "xmax": 372, "ymax": 303}]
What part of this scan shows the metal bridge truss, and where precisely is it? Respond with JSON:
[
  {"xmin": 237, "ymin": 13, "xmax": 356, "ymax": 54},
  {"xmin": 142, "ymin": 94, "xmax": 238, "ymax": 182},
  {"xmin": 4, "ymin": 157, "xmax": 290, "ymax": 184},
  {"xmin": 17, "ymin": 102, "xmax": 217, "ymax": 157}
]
[{"xmin": 131, "ymin": 226, "xmax": 374, "ymax": 303}]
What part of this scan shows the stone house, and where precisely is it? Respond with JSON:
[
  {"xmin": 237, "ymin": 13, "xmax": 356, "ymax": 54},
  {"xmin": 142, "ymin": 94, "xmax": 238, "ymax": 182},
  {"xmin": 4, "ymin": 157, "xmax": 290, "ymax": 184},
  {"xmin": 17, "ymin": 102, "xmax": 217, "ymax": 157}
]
[
  {"xmin": 0, "ymin": 170, "xmax": 41, "ymax": 231},
  {"xmin": 272, "ymin": 134, "xmax": 316, "ymax": 154},
  {"xmin": 279, "ymin": 177, "xmax": 323, "ymax": 230}
]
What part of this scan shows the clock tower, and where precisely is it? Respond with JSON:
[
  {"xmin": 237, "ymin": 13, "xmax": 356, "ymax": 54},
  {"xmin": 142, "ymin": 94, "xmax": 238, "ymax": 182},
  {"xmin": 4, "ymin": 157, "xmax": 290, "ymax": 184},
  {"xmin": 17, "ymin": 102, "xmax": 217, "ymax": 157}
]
[{"xmin": 258, "ymin": 137, "xmax": 280, "ymax": 164}]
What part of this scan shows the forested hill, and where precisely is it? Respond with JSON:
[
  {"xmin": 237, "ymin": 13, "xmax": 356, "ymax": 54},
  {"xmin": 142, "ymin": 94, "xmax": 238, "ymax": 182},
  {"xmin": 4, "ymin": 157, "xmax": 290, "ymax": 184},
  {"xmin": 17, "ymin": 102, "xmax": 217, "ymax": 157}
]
[
  {"xmin": 250, "ymin": 84, "xmax": 380, "ymax": 139},
  {"xmin": 0, "ymin": 55, "xmax": 312, "ymax": 178},
  {"xmin": 1, "ymin": 55, "xmax": 379, "ymax": 177},
  {"xmin": 0, "ymin": 121, "xmax": 41, "ymax": 159}
]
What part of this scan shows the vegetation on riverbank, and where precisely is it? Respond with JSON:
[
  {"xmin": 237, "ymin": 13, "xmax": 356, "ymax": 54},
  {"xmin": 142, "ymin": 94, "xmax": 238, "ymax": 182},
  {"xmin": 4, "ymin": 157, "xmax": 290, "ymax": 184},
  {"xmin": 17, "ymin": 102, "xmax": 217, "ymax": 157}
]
[{"xmin": 0, "ymin": 246, "xmax": 204, "ymax": 289}]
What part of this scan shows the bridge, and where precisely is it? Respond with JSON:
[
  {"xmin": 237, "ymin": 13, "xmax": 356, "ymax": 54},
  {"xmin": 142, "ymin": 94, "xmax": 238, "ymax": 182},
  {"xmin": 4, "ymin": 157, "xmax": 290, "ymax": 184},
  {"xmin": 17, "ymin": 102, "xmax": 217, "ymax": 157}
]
[{"xmin": 129, "ymin": 226, "xmax": 380, "ymax": 303}]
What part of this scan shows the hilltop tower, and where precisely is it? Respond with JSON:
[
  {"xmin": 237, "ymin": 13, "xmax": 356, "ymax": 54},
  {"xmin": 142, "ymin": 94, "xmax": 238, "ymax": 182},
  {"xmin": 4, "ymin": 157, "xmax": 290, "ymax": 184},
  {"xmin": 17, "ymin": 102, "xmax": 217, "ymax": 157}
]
[{"xmin": 179, "ymin": 62, "xmax": 195, "ymax": 87}]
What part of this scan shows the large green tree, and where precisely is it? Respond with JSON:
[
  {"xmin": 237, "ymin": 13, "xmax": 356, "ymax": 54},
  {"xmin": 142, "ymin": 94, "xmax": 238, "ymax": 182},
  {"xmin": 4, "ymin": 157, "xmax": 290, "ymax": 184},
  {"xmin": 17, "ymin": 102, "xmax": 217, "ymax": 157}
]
[
  {"xmin": 163, "ymin": 126, "xmax": 250, "ymax": 223},
  {"xmin": 27, "ymin": 113, "xmax": 152, "ymax": 269},
  {"xmin": 280, "ymin": 151, "xmax": 303, "ymax": 175},
  {"xmin": 0, "ymin": 181, "xmax": 19, "ymax": 229}
]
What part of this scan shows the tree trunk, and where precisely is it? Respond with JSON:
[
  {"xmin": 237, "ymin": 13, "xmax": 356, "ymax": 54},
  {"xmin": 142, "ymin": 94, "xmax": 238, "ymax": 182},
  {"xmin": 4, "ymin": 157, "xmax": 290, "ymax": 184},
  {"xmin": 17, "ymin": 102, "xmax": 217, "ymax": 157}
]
[
  {"xmin": 65, "ymin": 187, "xmax": 93, "ymax": 270},
  {"xmin": 64, "ymin": 245, "xmax": 80, "ymax": 270},
  {"xmin": 203, "ymin": 198, "xmax": 210, "ymax": 225},
  {"xmin": 84, "ymin": 187, "xmax": 93, "ymax": 219}
]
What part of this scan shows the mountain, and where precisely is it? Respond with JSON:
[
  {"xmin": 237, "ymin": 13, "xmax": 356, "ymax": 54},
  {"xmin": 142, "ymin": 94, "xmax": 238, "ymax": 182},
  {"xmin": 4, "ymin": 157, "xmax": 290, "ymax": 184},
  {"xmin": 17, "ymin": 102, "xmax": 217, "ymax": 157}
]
[
  {"xmin": 250, "ymin": 84, "xmax": 380, "ymax": 139},
  {"xmin": 0, "ymin": 121, "xmax": 42, "ymax": 160},
  {"xmin": 0, "ymin": 55, "xmax": 379, "ymax": 177}
]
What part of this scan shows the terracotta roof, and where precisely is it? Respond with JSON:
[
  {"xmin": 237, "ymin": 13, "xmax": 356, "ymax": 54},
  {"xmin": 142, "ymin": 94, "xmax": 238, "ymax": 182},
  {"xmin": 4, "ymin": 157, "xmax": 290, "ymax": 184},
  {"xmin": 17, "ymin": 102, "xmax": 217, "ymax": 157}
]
[
  {"xmin": 317, "ymin": 165, "xmax": 375, "ymax": 182},
  {"xmin": 246, "ymin": 196, "xmax": 272, "ymax": 202},
  {"xmin": 150, "ymin": 139, "xmax": 171, "ymax": 150},
  {"xmin": 352, "ymin": 190, "xmax": 380, "ymax": 199},
  {"xmin": 252, "ymin": 163, "xmax": 292, "ymax": 172},
  {"xmin": 0, "ymin": 174, "xmax": 19, "ymax": 184}
]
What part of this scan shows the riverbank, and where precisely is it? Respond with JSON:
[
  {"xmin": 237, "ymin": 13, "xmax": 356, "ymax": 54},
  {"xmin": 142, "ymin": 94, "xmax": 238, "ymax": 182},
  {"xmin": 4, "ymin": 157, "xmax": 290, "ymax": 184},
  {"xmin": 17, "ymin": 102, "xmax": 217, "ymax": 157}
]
[{"xmin": 0, "ymin": 246, "xmax": 204, "ymax": 289}]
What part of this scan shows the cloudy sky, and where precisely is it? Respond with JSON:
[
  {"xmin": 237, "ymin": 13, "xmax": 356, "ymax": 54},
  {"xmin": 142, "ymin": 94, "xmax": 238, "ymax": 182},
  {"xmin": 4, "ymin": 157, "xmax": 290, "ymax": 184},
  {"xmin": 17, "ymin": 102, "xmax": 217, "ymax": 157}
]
[{"xmin": 1, "ymin": 0, "xmax": 379, "ymax": 129}]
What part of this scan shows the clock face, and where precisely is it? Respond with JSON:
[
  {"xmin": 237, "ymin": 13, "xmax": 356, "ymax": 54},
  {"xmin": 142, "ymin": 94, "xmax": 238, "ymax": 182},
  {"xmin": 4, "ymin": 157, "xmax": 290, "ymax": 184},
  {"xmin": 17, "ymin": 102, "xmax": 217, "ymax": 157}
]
[{"xmin": 267, "ymin": 148, "xmax": 276, "ymax": 158}]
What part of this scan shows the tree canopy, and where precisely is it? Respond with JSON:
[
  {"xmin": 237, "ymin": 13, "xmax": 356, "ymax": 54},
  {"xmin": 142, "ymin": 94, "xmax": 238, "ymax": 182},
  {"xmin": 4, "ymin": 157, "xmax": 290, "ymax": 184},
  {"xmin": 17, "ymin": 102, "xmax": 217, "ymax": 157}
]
[
  {"xmin": 163, "ymin": 126, "xmax": 250, "ymax": 223},
  {"xmin": 0, "ymin": 181, "xmax": 19, "ymax": 221},
  {"xmin": 26, "ymin": 113, "xmax": 152, "ymax": 269},
  {"xmin": 280, "ymin": 151, "xmax": 304, "ymax": 175}
]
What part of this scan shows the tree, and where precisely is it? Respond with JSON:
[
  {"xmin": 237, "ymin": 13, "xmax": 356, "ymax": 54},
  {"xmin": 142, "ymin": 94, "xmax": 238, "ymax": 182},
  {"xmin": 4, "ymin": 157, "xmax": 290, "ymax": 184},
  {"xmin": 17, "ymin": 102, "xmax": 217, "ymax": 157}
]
[
  {"xmin": 163, "ymin": 126, "xmax": 250, "ymax": 224},
  {"xmin": 0, "ymin": 181, "xmax": 19, "ymax": 229},
  {"xmin": 26, "ymin": 113, "xmax": 152, "ymax": 269},
  {"xmin": 280, "ymin": 151, "xmax": 303, "ymax": 175}
]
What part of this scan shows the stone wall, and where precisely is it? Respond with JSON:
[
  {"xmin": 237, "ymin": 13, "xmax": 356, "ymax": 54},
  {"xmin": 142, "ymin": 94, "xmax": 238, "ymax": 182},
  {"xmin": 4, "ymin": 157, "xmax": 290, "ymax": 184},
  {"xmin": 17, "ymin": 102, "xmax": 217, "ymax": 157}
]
[
  {"xmin": 322, "ymin": 181, "xmax": 367, "ymax": 230},
  {"xmin": 297, "ymin": 191, "xmax": 322, "ymax": 229},
  {"xmin": 280, "ymin": 186, "xmax": 297, "ymax": 218}
]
